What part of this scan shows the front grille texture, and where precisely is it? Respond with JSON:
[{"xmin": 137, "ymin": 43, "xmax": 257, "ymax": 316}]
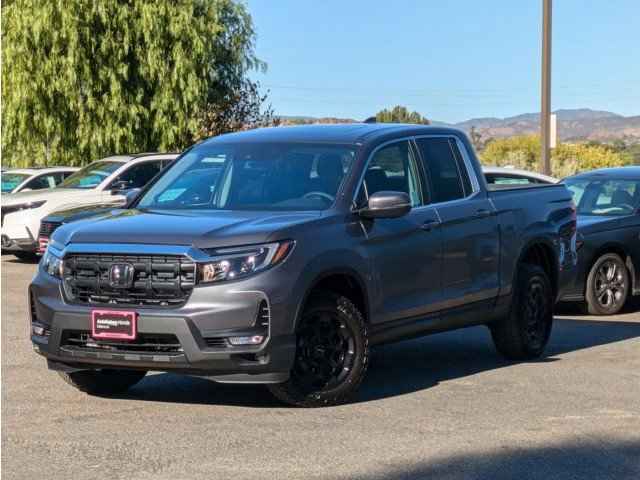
[
  {"xmin": 62, "ymin": 254, "xmax": 195, "ymax": 307},
  {"xmin": 39, "ymin": 220, "xmax": 62, "ymax": 237},
  {"xmin": 204, "ymin": 337, "xmax": 229, "ymax": 348},
  {"xmin": 62, "ymin": 330, "xmax": 182, "ymax": 354}
]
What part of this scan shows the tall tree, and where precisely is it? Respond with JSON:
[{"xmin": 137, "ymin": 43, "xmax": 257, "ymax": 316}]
[
  {"xmin": 2, "ymin": 0, "xmax": 271, "ymax": 167},
  {"xmin": 375, "ymin": 105, "xmax": 430, "ymax": 125}
]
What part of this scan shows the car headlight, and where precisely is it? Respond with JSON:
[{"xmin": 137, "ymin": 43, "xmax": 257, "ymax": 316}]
[
  {"xmin": 198, "ymin": 240, "xmax": 295, "ymax": 284},
  {"xmin": 41, "ymin": 249, "xmax": 63, "ymax": 278}
]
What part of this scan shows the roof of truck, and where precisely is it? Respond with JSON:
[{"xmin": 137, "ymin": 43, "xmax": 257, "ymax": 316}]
[{"xmin": 203, "ymin": 123, "xmax": 465, "ymax": 145}]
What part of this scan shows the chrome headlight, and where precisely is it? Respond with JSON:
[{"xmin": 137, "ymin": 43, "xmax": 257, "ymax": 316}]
[
  {"xmin": 41, "ymin": 249, "xmax": 63, "ymax": 278},
  {"xmin": 198, "ymin": 241, "xmax": 295, "ymax": 284}
]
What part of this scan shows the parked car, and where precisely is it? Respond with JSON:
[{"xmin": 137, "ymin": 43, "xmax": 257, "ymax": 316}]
[
  {"xmin": 1, "ymin": 167, "xmax": 78, "ymax": 194},
  {"xmin": 30, "ymin": 124, "xmax": 577, "ymax": 407},
  {"xmin": 1, "ymin": 153, "xmax": 177, "ymax": 260},
  {"xmin": 483, "ymin": 166, "xmax": 558, "ymax": 185},
  {"xmin": 560, "ymin": 167, "xmax": 640, "ymax": 315}
]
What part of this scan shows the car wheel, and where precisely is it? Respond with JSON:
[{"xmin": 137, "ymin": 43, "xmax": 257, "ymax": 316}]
[
  {"xmin": 268, "ymin": 293, "xmax": 369, "ymax": 407},
  {"xmin": 491, "ymin": 263, "xmax": 554, "ymax": 360},
  {"xmin": 58, "ymin": 369, "xmax": 147, "ymax": 395},
  {"xmin": 585, "ymin": 253, "xmax": 629, "ymax": 315}
]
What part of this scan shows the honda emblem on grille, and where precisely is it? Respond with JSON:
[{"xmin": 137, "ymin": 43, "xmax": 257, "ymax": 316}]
[{"xmin": 109, "ymin": 263, "xmax": 135, "ymax": 289}]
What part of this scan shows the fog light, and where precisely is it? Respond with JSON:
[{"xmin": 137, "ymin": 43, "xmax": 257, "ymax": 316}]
[{"xmin": 228, "ymin": 335, "xmax": 265, "ymax": 346}]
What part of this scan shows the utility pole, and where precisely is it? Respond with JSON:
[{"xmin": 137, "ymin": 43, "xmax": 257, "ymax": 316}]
[{"xmin": 541, "ymin": 0, "xmax": 552, "ymax": 175}]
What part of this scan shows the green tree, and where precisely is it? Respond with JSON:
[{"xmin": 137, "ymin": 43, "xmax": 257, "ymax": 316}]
[
  {"xmin": 480, "ymin": 135, "xmax": 632, "ymax": 178},
  {"xmin": 375, "ymin": 105, "xmax": 430, "ymax": 125},
  {"xmin": 2, "ymin": 0, "xmax": 270, "ymax": 167}
]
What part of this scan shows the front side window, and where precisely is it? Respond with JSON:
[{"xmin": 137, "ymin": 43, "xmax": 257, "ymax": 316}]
[
  {"xmin": 59, "ymin": 161, "xmax": 123, "ymax": 189},
  {"xmin": 360, "ymin": 141, "xmax": 423, "ymax": 207},
  {"xmin": 565, "ymin": 178, "xmax": 639, "ymax": 216},
  {"xmin": 111, "ymin": 161, "xmax": 162, "ymax": 190},
  {"xmin": 1, "ymin": 173, "xmax": 30, "ymax": 193},
  {"xmin": 416, "ymin": 138, "xmax": 466, "ymax": 203},
  {"xmin": 138, "ymin": 142, "xmax": 356, "ymax": 211},
  {"xmin": 24, "ymin": 174, "xmax": 58, "ymax": 190}
]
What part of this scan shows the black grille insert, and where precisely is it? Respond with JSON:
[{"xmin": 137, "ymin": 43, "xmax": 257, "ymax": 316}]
[
  {"xmin": 63, "ymin": 254, "xmax": 195, "ymax": 307},
  {"xmin": 39, "ymin": 220, "xmax": 62, "ymax": 237},
  {"xmin": 62, "ymin": 330, "xmax": 182, "ymax": 354}
]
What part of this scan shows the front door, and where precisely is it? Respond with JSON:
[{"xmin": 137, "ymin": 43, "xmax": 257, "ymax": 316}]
[{"xmin": 356, "ymin": 140, "xmax": 443, "ymax": 324}]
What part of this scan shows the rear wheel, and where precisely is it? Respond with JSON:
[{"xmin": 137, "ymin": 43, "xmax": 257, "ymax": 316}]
[
  {"xmin": 585, "ymin": 253, "xmax": 629, "ymax": 315},
  {"xmin": 268, "ymin": 293, "xmax": 369, "ymax": 407},
  {"xmin": 491, "ymin": 264, "xmax": 554, "ymax": 360},
  {"xmin": 58, "ymin": 369, "xmax": 147, "ymax": 395}
]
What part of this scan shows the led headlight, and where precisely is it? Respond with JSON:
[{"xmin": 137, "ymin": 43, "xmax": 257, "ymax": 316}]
[
  {"xmin": 41, "ymin": 249, "xmax": 63, "ymax": 278},
  {"xmin": 198, "ymin": 240, "xmax": 294, "ymax": 284}
]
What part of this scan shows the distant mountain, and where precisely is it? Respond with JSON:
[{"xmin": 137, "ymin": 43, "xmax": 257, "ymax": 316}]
[{"xmin": 280, "ymin": 109, "xmax": 640, "ymax": 143}]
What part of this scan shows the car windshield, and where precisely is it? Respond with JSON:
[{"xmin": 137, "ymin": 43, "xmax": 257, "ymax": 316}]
[
  {"xmin": 1, "ymin": 173, "xmax": 30, "ymax": 193},
  {"xmin": 137, "ymin": 142, "xmax": 357, "ymax": 211},
  {"xmin": 565, "ymin": 177, "xmax": 640, "ymax": 216},
  {"xmin": 59, "ymin": 161, "xmax": 123, "ymax": 189}
]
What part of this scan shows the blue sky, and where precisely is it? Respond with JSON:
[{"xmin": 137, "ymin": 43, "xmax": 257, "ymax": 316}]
[{"xmin": 247, "ymin": 0, "xmax": 639, "ymax": 123}]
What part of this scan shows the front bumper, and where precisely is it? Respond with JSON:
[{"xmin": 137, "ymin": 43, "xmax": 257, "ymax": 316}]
[
  {"xmin": 1, "ymin": 234, "xmax": 38, "ymax": 253},
  {"xmin": 29, "ymin": 265, "xmax": 297, "ymax": 383},
  {"xmin": 1, "ymin": 209, "xmax": 41, "ymax": 253}
]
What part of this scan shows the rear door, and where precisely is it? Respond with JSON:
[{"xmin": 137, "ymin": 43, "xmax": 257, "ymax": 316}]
[
  {"xmin": 415, "ymin": 136, "xmax": 500, "ymax": 309},
  {"xmin": 356, "ymin": 139, "xmax": 443, "ymax": 324}
]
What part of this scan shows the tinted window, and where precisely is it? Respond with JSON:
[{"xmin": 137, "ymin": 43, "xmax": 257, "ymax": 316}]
[
  {"xmin": 112, "ymin": 161, "xmax": 162, "ymax": 189},
  {"xmin": 486, "ymin": 175, "xmax": 534, "ymax": 185},
  {"xmin": 138, "ymin": 143, "xmax": 356, "ymax": 211},
  {"xmin": 565, "ymin": 178, "xmax": 640, "ymax": 216},
  {"xmin": 361, "ymin": 141, "xmax": 423, "ymax": 207},
  {"xmin": 24, "ymin": 174, "xmax": 58, "ymax": 190},
  {"xmin": 416, "ymin": 138, "xmax": 465, "ymax": 202},
  {"xmin": 1, "ymin": 173, "xmax": 29, "ymax": 193},
  {"xmin": 60, "ymin": 161, "xmax": 123, "ymax": 189}
]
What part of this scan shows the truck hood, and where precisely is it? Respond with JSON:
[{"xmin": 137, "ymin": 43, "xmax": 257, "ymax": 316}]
[{"xmin": 53, "ymin": 209, "xmax": 323, "ymax": 249}]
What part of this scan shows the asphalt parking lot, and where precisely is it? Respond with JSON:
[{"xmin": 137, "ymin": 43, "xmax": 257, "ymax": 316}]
[{"xmin": 2, "ymin": 254, "xmax": 639, "ymax": 480}]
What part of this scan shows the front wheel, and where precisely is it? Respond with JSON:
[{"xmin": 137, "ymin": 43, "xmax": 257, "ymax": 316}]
[
  {"xmin": 491, "ymin": 264, "xmax": 554, "ymax": 360},
  {"xmin": 58, "ymin": 369, "xmax": 147, "ymax": 395},
  {"xmin": 585, "ymin": 253, "xmax": 629, "ymax": 315},
  {"xmin": 268, "ymin": 293, "xmax": 369, "ymax": 407}
]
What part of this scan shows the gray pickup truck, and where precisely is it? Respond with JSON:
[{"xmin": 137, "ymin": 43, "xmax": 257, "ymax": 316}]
[{"xmin": 30, "ymin": 124, "xmax": 577, "ymax": 407}]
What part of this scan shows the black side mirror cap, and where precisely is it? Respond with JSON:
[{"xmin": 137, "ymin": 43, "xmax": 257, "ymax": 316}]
[
  {"xmin": 359, "ymin": 191, "xmax": 412, "ymax": 219},
  {"xmin": 124, "ymin": 188, "xmax": 142, "ymax": 206}
]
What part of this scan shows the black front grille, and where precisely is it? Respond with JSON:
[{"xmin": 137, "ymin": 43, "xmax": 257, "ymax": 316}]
[
  {"xmin": 63, "ymin": 254, "xmax": 196, "ymax": 307},
  {"xmin": 39, "ymin": 220, "xmax": 62, "ymax": 237},
  {"xmin": 62, "ymin": 330, "xmax": 182, "ymax": 354}
]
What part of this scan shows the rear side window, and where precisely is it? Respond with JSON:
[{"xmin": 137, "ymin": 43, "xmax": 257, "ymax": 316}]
[{"xmin": 416, "ymin": 138, "xmax": 466, "ymax": 203}]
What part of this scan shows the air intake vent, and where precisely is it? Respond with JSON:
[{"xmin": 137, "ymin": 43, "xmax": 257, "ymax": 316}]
[
  {"xmin": 257, "ymin": 300, "xmax": 270, "ymax": 327},
  {"xmin": 204, "ymin": 337, "xmax": 229, "ymax": 348}
]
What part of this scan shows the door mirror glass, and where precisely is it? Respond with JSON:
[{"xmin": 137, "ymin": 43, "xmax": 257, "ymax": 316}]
[
  {"xmin": 359, "ymin": 191, "xmax": 411, "ymax": 219},
  {"xmin": 125, "ymin": 188, "xmax": 141, "ymax": 205}
]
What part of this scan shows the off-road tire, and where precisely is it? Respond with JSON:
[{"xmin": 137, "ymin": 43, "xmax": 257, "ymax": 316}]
[
  {"xmin": 268, "ymin": 293, "xmax": 369, "ymax": 407},
  {"xmin": 58, "ymin": 369, "xmax": 147, "ymax": 395},
  {"xmin": 491, "ymin": 264, "xmax": 553, "ymax": 360}
]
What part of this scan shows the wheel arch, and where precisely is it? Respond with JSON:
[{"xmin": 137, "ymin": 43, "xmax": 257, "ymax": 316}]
[{"xmin": 517, "ymin": 238, "xmax": 559, "ymax": 299}]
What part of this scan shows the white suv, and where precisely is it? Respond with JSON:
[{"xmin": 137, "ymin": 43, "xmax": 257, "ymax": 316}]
[
  {"xmin": 1, "ymin": 167, "xmax": 78, "ymax": 194},
  {"xmin": 1, "ymin": 153, "xmax": 177, "ymax": 259}
]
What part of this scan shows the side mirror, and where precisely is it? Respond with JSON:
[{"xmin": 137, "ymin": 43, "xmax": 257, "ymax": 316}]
[
  {"xmin": 359, "ymin": 191, "xmax": 412, "ymax": 219},
  {"xmin": 110, "ymin": 180, "xmax": 129, "ymax": 195},
  {"xmin": 124, "ymin": 188, "xmax": 141, "ymax": 206}
]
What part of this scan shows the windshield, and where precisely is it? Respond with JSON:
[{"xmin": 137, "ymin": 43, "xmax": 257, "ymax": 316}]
[
  {"xmin": 1, "ymin": 173, "xmax": 30, "ymax": 193},
  {"xmin": 138, "ymin": 142, "xmax": 356, "ymax": 211},
  {"xmin": 565, "ymin": 177, "xmax": 640, "ymax": 216},
  {"xmin": 59, "ymin": 161, "xmax": 123, "ymax": 189}
]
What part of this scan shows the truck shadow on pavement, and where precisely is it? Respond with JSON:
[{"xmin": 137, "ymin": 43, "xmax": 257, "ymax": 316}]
[
  {"xmin": 350, "ymin": 436, "xmax": 640, "ymax": 480},
  {"xmin": 122, "ymin": 313, "xmax": 640, "ymax": 407}
]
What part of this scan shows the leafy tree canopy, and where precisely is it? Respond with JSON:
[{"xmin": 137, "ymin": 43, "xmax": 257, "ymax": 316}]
[
  {"xmin": 480, "ymin": 135, "xmax": 633, "ymax": 178},
  {"xmin": 2, "ymin": 0, "xmax": 272, "ymax": 167},
  {"xmin": 375, "ymin": 105, "xmax": 430, "ymax": 125}
]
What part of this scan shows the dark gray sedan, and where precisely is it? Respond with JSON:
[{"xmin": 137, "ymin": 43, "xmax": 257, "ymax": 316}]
[{"xmin": 561, "ymin": 167, "xmax": 640, "ymax": 315}]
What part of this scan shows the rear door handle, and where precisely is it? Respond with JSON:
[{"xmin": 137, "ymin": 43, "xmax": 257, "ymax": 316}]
[
  {"xmin": 473, "ymin": 208, "xmax": 492, "ymax": 219},
  {"xmin": 420, "ymin": 219, "xmax": 440, "ymax": 231}
]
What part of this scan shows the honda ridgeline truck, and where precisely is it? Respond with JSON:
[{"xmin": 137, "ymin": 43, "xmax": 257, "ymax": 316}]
[{"xmin": 30, "ymin": 124, "xmax": 577, "ymax": 407}]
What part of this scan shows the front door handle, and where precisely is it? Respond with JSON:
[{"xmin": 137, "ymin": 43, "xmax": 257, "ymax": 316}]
[
  {"xmin": 473, "ymin": 208, "xmax": 492, "ymax": 219},
  {"xmin": 420, "ymin": 219, "xmax": 440, "ymax": 231}
]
